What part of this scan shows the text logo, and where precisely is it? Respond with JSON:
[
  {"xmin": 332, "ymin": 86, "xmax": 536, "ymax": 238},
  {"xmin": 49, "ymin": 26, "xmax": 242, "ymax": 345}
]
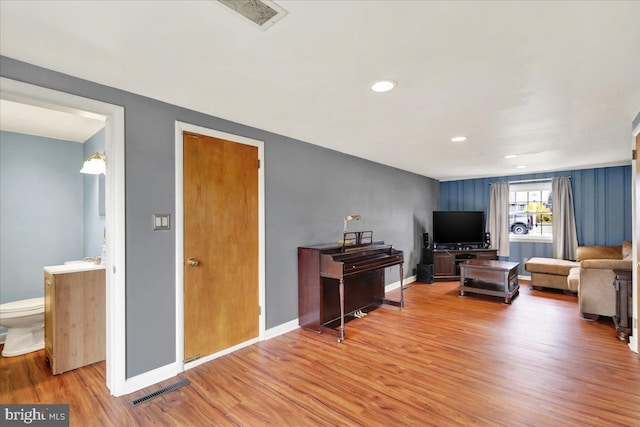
[{"xmin": 1, "ymin": 405, "xmax": 69, "ymax": 426}]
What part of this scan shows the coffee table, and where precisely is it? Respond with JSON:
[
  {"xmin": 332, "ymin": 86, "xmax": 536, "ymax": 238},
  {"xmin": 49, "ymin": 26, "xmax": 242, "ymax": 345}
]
[{"xmin": 459, "ymin": 259, "xmax": 520, "ymax": 304}]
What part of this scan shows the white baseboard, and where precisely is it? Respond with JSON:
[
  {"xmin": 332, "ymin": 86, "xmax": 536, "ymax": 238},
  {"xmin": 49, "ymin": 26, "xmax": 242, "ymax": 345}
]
[
  {"xmin": 184, "ymin": 337, "xmax": 260, "ymax": 370},
  {"xmin": 120, "ymin": 319, "xmax": 301, "ymax": 396},
  {"xmin": 121, "ymin": 362, "xmax": 181, "ymax": 396},
  {"xmin": 629, "ymin": 334, "xmax": 638, "ymax": 354},
  {"xmin": 119, "ymin": 276, "xmax": 418, "ymax": 396},
  {"xmin": 264, "ymin": 278, "xmax": 415, "ymax": 339},
  {"xmin": 386, "ymin": 275, "xmax": 416, "ymax": 292},
  {"xmin": 264, "ymin": 318, "xmax": 299, "ymax": 340}
]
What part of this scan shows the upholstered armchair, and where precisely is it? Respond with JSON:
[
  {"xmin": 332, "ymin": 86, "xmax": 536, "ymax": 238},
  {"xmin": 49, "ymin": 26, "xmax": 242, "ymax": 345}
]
[{"xmin": 578, "ymin": 241, "xmax": 632, "ymax": 320}]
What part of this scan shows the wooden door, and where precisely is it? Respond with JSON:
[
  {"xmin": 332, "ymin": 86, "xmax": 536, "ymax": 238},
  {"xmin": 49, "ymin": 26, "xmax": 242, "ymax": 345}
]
[{"xmin": 183, "ymin": 132, "xmax": 259, "ymax": 361}]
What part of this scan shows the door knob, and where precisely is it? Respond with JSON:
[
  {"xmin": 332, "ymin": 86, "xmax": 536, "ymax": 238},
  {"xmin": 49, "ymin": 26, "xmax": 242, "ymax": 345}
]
[{"xmin": 187, "ymin": 258, "xmax": 200, "ymax": 267}]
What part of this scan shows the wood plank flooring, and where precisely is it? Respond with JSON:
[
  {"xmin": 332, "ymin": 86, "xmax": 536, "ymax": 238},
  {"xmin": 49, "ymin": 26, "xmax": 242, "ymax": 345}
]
[{"xmin": 2, "ymin": 281, "xmax": 639, "ymax": 426}]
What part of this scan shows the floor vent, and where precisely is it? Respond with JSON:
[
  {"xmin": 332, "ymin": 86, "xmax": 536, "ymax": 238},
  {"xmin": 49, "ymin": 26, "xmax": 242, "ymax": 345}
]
[{"xmin": 129, "ymin": 379, "xmax": 190, "ymax": 407}]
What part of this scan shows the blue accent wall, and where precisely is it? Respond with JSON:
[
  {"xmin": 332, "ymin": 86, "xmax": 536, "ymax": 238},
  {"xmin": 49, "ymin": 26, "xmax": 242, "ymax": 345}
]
[
  {"xmin": 0, "ymin": 131, "xmax": 84, "ymax": 304},
  {"xmin": 83, "ymin": 128, "xmax": 106, "ymax": 259},
  {"xmin": 440, "ymin": 166, "xmax": 632, "ymax": 273}
]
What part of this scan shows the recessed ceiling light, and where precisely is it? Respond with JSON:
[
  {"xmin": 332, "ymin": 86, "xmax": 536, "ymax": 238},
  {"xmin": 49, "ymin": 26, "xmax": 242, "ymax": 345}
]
[
  {"xmin": 515, "ymin": 165, "xmax": 527, "ymax": 169},
  {"xmin": 451, "ymin": 136, "xmax": 467, "ymax": 142},
  {"xmin": 504, "ymin": 154, "xmax": 518, "ymax": 159},
  {"xmin": 370, "ymin": 80, "xmax": 397, "ymax": 93}
]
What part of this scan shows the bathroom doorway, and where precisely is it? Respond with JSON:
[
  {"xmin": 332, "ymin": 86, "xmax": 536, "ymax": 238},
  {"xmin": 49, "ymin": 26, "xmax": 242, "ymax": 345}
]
[{"xmin": 0, "ymin": 77, "xmax": 126, "ymax": 395}]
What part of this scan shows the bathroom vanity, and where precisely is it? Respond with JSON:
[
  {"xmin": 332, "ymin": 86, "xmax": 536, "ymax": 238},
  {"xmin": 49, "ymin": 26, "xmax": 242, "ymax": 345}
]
[{"xmin": 44, "ymin": 263, "xmax": 106, "ymax": 375}]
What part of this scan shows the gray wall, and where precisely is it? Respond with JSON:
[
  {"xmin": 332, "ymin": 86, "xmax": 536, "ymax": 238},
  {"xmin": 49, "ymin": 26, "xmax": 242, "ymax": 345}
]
[
  {"xmin": 0, "ymin": 130, "xmax": 84, "ymax": 303},
  {"xmin": 82, "ymin": 128, "xmax": 106, "ymax": 258},
  {"xmin": 267, "ymin": 139, "xmax": 439, "ymax": 322},
  {"xmin": 0, "ymin": 56, "xmax": 439, "ymax": 378}
]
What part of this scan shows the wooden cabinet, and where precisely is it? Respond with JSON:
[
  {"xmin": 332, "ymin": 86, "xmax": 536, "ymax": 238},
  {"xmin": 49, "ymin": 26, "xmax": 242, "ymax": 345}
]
[
  {"xmin": 433, "ymin": 251, "xmax": 455, "ymax": 276},
  {"xmin": 426, "ymin": 249, "xmax": 497, "ymax": 281},
  {"xmin": 44, "ymin": 266, "xmax": 106, "ymax": 375}
]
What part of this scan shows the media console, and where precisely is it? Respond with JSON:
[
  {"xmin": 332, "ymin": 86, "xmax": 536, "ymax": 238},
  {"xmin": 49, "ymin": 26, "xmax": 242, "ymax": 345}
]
[{"xmin": 424, "ymin": 248, "xmax": 498, "ymax": 281}]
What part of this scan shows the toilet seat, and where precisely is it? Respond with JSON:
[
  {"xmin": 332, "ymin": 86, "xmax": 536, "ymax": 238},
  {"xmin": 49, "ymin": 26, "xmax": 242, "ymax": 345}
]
[{"xmin": 0, "ymin": 297, "xmax": 44, "ymax": 317}]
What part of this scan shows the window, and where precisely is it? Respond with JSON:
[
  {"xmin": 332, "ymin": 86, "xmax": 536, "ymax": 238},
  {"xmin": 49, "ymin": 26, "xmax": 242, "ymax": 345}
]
[{"xmin": 509, "ymin": 181, "xmax": 552, "ymax": 241}]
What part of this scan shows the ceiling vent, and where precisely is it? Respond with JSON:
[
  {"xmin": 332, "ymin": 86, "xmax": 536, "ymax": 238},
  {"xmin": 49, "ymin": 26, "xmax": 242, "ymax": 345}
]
[{"xmin": 216, "ymin": 0, "xmax": 288, "ymax": 31}]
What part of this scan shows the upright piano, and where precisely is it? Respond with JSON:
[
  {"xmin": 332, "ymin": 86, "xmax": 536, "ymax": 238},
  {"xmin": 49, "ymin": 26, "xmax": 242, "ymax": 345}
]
[{"xmin": 298, "ymin": 232, "xmax": 404, "ymax": 342}]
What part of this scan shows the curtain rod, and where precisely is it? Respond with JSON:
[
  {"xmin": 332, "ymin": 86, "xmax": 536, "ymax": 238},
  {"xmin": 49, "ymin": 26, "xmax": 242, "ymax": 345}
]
[{"xmin": 490, "ymin": 176, "xmax": 570, "ymax": 185}]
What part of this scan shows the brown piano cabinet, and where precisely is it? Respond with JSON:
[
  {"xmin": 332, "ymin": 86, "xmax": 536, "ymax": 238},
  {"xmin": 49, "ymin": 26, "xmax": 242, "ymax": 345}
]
[{"xmin": 298, "ymin": 241, "xmax": 403, "ymax": 342}]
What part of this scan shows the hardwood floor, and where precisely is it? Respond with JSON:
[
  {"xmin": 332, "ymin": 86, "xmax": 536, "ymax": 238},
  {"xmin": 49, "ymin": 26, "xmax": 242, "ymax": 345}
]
[{"xmin": 2, "ymin": 281, "xmax": 639, "ymax": 426}]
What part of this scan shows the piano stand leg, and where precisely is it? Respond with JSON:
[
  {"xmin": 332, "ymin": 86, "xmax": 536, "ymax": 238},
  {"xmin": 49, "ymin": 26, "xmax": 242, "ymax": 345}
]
[
  {"xmin": 338, "ymin": 279, "xmax": 345, "ymax": 343},
  {"xmin": 399, "ymin": 264, "xmax": 404, "ymax": 309}
]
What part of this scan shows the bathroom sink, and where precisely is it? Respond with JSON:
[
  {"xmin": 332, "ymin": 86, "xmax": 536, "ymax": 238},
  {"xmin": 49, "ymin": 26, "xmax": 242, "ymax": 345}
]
[{"xmin": 45, "ymin": 263, "xmax": 106, "ymax": 274}]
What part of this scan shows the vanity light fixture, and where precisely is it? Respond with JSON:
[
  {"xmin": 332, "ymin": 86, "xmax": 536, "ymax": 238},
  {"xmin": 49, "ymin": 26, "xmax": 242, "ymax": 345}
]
[
  {"xmin": 370, "ymin": 80, "xmax": 397, "ymax": 93},
  {"xmin": 451, "ymin": 136, "xmax": 467, "ymax": 142},
  {"xmin": 80, "ymin": 152, "xmax": 106, "ymax": 175}
]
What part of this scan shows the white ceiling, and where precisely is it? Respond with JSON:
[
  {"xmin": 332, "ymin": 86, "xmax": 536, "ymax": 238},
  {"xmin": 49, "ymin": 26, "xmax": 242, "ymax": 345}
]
[
  {"xmin": 0, "ymin": 99, "xmax": 105, "ymax": 143},
  {"xmin": 1, "ymin": 1, "xmax": 638, "ymax": 181}
]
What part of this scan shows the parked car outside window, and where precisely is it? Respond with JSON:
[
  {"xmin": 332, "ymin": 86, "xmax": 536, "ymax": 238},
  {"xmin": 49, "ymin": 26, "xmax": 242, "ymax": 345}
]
[
  {"xmin": 508, "ymin": 182, "xmax": 553, "ymax": 241},
  {"xmin": 509, "ymin": 213, "xmax": 532, "ymax": 235}
]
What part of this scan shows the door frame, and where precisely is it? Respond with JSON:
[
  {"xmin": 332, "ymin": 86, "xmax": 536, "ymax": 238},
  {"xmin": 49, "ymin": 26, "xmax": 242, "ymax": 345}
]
[
  {"xmin": 0, "ymin": 77, "xmax": 127, "ymax": 394},
  {"xmin": 631, "ymin": 117, "xmax": 639, "ymax": 354},
  {"xmin": 175, "ymin": 121, "xmax": 265, "ymax": 371}
]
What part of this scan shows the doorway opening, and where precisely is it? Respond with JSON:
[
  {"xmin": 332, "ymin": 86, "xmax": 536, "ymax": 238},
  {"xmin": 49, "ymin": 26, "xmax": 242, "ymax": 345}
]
[{"xmin": 0, "ymin": 77, "xmax": 127, "ymax": 395}]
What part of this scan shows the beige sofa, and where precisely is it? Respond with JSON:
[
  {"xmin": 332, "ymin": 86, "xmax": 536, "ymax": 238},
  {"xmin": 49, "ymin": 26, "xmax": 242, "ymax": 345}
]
[
  {"xmin": 577, "ymin": 241, "xmax": 632, "ymax": 320},
  {"xmin": 525, "ymin": 258, "xmax": 580, "ymax": 292}
]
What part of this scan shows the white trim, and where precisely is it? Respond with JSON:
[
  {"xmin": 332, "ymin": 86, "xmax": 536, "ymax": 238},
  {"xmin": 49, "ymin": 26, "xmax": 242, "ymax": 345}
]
[
  {"xmin": 509, "ymin": 181, "xmax": 552, "ymax": 192},
  {"xmin": 119, "ymin": 362, "xmax": 180, "ymax": 396},
  {"xmin": 184, "ymin": 337, "xmax": 260, "ymax": 371},
  {"xmin": 0, "ymin": 78, "xmax": 127, "ymax": 395},
  {"xmin": 385, "ymin": 274, "xmax": 416, "ymax": 293},
  {"xmin": 125, "ymin": 318, "xmax": 299, "ymax": 391},
  {"xmin": 185, "ymin": 318, "xmax": 301, "ymax": 370},
  {"xmin": 175, "ymin": 121, "xmax": 266, "ymax": 372},
  {"xmin": 509, "ymin": 235, "xmax": 552, "ymax": 244},
  {"xmin": 264, "ymin": 319, "xmax": 299, "ymax": 340},
  {"xmin": 631, "ymin": 117, "xmax": 639, "ymax": 354}
]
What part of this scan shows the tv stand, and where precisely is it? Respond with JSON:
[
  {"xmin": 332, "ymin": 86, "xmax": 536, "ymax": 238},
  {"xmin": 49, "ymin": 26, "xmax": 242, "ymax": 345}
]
[{"xmin": 425, "ymin": 248, "xmax": 498, "ymax": 281}]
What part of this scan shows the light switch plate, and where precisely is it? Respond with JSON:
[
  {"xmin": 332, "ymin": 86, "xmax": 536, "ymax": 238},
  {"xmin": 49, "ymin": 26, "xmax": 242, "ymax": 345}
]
[{"xmin": 153, "ymin": 214, "xmax": 170, "ymax": 230}]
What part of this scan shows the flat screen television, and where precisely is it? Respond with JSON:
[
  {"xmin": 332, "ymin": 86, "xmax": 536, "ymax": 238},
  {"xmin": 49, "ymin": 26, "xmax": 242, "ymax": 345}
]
[{"xmin": 433, "ymin": 211, "xmax": 485, "ymax": 248}]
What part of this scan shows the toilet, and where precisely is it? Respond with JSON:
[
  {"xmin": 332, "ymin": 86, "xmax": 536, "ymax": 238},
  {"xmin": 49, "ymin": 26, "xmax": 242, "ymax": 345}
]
[{"xmin": 0, "ymin": 297, "xmax": 45, "ymax": 357}]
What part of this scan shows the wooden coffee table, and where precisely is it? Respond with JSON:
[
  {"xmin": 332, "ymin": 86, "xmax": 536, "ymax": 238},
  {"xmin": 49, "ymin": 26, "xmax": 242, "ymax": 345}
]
[{"xmin": 459, "ymin": 259, "xmax": 520, "ymax": 304}]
